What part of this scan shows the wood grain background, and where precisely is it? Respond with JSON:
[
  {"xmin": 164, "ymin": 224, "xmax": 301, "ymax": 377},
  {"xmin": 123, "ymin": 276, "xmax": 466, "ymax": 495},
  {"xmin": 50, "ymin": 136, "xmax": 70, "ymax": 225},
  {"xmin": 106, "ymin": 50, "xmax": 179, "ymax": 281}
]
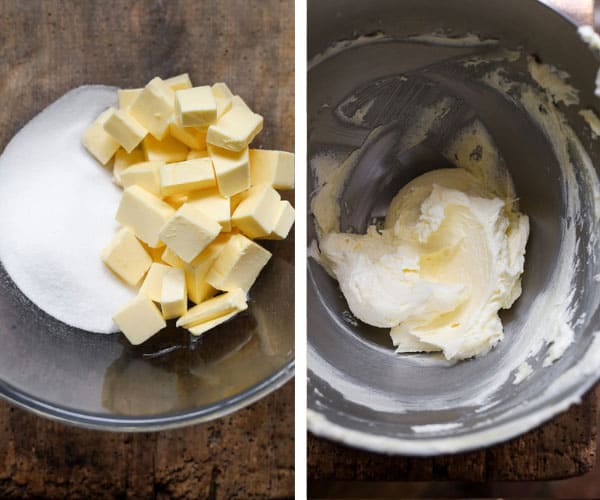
[{"xmin": 0, "ymin": 1, "xmax": 294, "ymax": 498}]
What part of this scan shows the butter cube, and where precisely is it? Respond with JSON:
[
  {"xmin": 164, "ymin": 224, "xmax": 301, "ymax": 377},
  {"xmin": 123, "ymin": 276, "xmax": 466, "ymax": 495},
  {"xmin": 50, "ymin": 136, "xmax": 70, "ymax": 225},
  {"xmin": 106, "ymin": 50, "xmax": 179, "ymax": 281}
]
[
  {"xmin": 212, "ymin": 82, "xmax": 234, "ymax": 118},
  {"xmin": 120, "ymin": 161, "xmax": 163, "ymax": 196},
  {"xmin": 184, "ymin": 235, "xmax": 231, "ymax": 304},
  {"xmin": 208, "ymin": 144, "xmax": 250, "ymax": 197},
  {"xmin": 159, "ymin": 158, "xmax": 216, "ymax": 196},
  {"xmin": 101, "ymin": 227, "xmax": 152, "ymax": 286},
  {"xmin": 82, "ymin": 108, "xmax": 120, "ymax": 165},
  {"xmin": 140, "ymin": 262, "xmax": 171, "ymax": 301},
  {"xmin": 113, "ymin": 148, "xmax": 145, "ymax": 186},
  {"xmin": 175, "ymin": 86, "xmax": 217, "ymax": 127},
  {"xmin": 186, "ymin": 187, "xmax": 231, "ymax": 232},
  {"xmin": 113, "ymin": 294, "xmax": 166, "ymax": 345},
  {"xmin": 118, "ymin": 88, "xmax": 142, "ymax": 109},
  {"xmin": 249, "ymin": 149, "xmax": 295, "ymax": 190},
  {"xmin": 129, "ymin": 77, "xmax": 175, "ymax": 140},
  {"xmin": 264, "ymin": 200, "xmax": 295, "ymax": 239},
  {"xmin": 161, "ymin": 246, "xmax": 186, "ymax": 268},
  {"xmin": 103, "ymin": 108, "xmax": 147, "ymax": 153},
  {"xmin": 164, "ymin": 73, "xmax": 193, "ymax": 91},
  {"xmin": 159, "ymin": 204, "xmax": 222, "ymax": 263},
  {"xmin": 142, "ymin": 134, "xmax": 189, "ymax": 163},
  {"xmin": 168, "ymin": 121, "xmax": 207, "ymax": 150},
  {"xmin": 231, "ymin": 184, "xmax": 281, "ymax": 238},
  {"xmin": 206, "ymin": 96, "xmax": 263, "ymax": 152},
  {"xmin": 160, "ymin": 267, "xmax": 187, "ymax": 319},
  {"xmin": 206, "ymin": 234, "xmax": 271, "ymax": 292},
  {"xmin": 163, "ymin": 194, "xmax": 189, "ymax": 209},
  {"xmin": 187, "ymin": 149, "xmax": 209, "ymax": 160},
  {"xmin": 187, "ymin": 310, "xmax": 239, "ymax": 336},
  {"xmin": 176, "ymin": 288, "xmax": 247, "ymax": 328},
  {"xmin": 116, "ymin": 185, "xmax": 176, "ymax": 247}
]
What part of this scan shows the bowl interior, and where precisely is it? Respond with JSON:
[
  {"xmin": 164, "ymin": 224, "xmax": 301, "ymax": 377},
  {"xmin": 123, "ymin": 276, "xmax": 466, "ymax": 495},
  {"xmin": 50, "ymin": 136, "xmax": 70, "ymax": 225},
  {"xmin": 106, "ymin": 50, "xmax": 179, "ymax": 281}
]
[{"xmin": 308, "ymin": 0, "xmax": 600, "ymax": 453}]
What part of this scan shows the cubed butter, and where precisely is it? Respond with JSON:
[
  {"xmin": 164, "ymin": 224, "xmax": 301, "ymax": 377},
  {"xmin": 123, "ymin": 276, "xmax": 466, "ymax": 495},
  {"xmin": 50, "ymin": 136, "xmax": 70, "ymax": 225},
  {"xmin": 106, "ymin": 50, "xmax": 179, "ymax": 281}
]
[
  {"xmin": 113, "ymin": 148, "xmax": 145, "ymax": 186},
  {"xmin": 113, "ymin": 294, "xmax": 166, "ymax": 345},
  {"xmin": 176, "ymin": 288, "xmax": 247, "ymax": 328},
  {"xmin": 168, "ymin": 121, "xmax": 207, "ymax": 150},
  {"xmin": 159, "ymin": 158, "xmax": 216, "ymax": 196},
  {"xmin": 206, "ymin": 95, "xmax": 263, "ymax": 152},
  {"xmin": 211, "ymin": 82, "xmax": 234, "ymax": 118},
  {"xmin": 163, "ymin": 194, "xmax": 189, "ymax": 209},
  {"xmin": 186, "ymin": 187, "xmax": 231, "ymax": 232},
  {"xmin": 118, "ymin": 88, "xmax": 142, "ymax": 109},
  {"xmin": 103, "ymin": 108, "xmax": 147, "ymax": 153},
  {"xmin": 140, "ymin": 262, "xmax": 171, "ymax": 301},
  {"xmin": 187, "ymin": 310, "xmax": 239, "ymax": 336},
  {"xmin": 175, "ymin": 86, "xmax": 217, "ymax": 127},
  {"xmin": 120, "ymin": 161, "xmax": 163, "ymax": 196},
  {"xmin": 207, "ymin": 144, "xmax": 250, "ymax": 197},
  {"xmin": 206, "ymin": 234, "xmax": 271, "ymax": 292},
  {"xmin": 82, "ymin": 108, "xmax": 120, "ymax": 165},
  {"xmin": 231, "ymin": 184, "xmax": 281, "ymax": 238},
  {"xmin": 184, "ymin": 234, "xmax": 231, "ymax": 304},
  {"xmin": 101, "ymin": 227, "xmax": 152, "ymax": 286},
  {"xmin": 116, "ymin": 185, "xmax": 176, "ymax": 248},
  {"xmin": 129, "ymin": 77, "xmax": 175, "ymax": 140},
  {"xmin": 158, "ymin": 204, "xmax": 222, "ymax": 263},
  {"xmin": 164, "ymin": 73, "xmax": 193, "ymax": 91},
  {"xmin": 142, "ymin": 134, "xmax": 189, "ymax": 163},
  {"xmin": 187, "ymin": 149, "xmax": 209, "ymax": 160},
  {"xmin": 249, "ymin": 149, "xmax": 295, "ymax": 189},
  {"xmin": 161, "ymin": 246, "xmax": 186, "ymax": 268},
  {"xmin": 160, "ymin": 267, "xmax": 187, "ymax": 319},
  {"xmin": 263, "ymin": 200, "xmax": 295, "ymax": 239}
]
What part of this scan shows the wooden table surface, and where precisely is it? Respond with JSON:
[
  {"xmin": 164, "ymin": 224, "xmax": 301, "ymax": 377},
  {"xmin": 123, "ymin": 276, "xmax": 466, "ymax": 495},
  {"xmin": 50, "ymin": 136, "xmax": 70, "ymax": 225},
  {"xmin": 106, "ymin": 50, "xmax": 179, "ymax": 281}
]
[
  {"xmin": 308, "ymin": 0, "xmax": 600, "ymax": 484},
  {"xmin": 0, "ymin": 1, "xmax": 294, "ymax": 498}
]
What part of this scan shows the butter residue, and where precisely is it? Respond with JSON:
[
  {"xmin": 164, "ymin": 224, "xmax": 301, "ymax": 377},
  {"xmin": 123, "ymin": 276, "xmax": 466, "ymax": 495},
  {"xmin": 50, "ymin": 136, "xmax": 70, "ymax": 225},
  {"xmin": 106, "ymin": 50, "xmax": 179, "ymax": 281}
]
[
  {"xmin": 320, "ymin": 168, "xmax": 529, "ymax": 361},
  {"xmin": 579, "ymin": 109, "xmax": 600, "ymax": 138},
  {"xmin": 578, "ymin": 25, "xmax": 600, "ymax": 97},
  {"xmin": 527, "ymin": 56, "xmax": 579, "ymax": 106}
]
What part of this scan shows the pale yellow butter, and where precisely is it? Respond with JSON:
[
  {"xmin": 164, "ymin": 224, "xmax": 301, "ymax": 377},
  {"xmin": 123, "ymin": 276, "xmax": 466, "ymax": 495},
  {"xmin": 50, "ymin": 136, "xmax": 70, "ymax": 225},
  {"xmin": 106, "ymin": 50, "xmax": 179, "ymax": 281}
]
[
  {"xmin": 175, "ymin": 86, "xmax": 218, "ymax": 128},
  {"xmin": 140, "ymin": 262, "xmax": 171, "ymax": 301},
  {"xmin": 263, "ymin": 200, "xmax": 295, "ymax": 240},
  {"xmin": 231, "ymin": 184, "xmax": 281, "ymax": 238},
  {"xmin": 249, "ymin": 149, "xmax": 295, "ymax": 189},
  {"xmin": 161, "ymin": 246, "xmax": 186, "ymax": 268},
  {"xmin": 113, "ymin": 148, "xmax": 145, "ymax": 186},
  {"xmin": 113, "ymin": 294, "xmax": 166, "ymax": 345},
  {"xmin": 187, "ymin": 310, "xmax": 239, "ymax": 336},
  {"xmin": 116, "ymin": 185, "xmax": 176, "ymax": 248},
  {"xmin": 163, "ymin": 194, "xmax": 189, "ymax": 209},
  {"xmin": 129, "ymin": 77, "xmax": 175, "ymax": 140},
  {"xmin": 142, "ymin": 134, "xmax": 189, "ymax": 163},
  {"xmin": 142, "ymin": 242, "xmax": 167, "ymax": 263},
  {"xmin": 101, "ymin": 227, "xmax": 152, "ymax": 286},
  {"xmin": 211, "ymin": 82, "xmax": 234, "ymax": 118},
  {"xmin": 159, "ymin": 204, "xmax": 222, "ymax": 263},
  {"xmin": 176, "ymin": 288, "xmax": 247, "ymax": 328},
  {"xmin": 118, "ymin": 88, "xmax": 142, "ymax": 109},
  {"xmin": 159, "ymin": 158, "xmax": 216, "ymax": 196},
  {"xmin": 206, "ymin": 234, "xmax": 271, "ymax": 292},
  {"xmin": 208, "ymin": 144, "xmax": 250, "ymax": 197},
  {"xmin": 186, "ymin": 187, "xmax": 231, "ymax": 232},
  {"xmin": 168, "ymin": 121, "xmax": 207, "ymax": 150},
  {"xmin": 82, "ymin": 108, "xmax": 120, "ymax": 165},
  {"xmin": 184, "ymin": 234, "xmax": 231, "ymax": 304},
  {"xmin": 160, "ymin": 267, "xmax": 187, "ymax": 319},
  {"xmin": 164, "ymin": 73, "xmax": 193, "ymax": 91},
  {"xmin": 187, "ymin": 149, "xmax": 209, "ymax": 160},
  {"xmin": 103, "ymin": 107, "xmax": 147, "ymax": 153},
  {"xmin": 120, "ymin": 160, "xmax": 163, "ymax": 196},
  {"xmin": 206, "ymin": 95, "xmax": 263, "ymax": 152}
]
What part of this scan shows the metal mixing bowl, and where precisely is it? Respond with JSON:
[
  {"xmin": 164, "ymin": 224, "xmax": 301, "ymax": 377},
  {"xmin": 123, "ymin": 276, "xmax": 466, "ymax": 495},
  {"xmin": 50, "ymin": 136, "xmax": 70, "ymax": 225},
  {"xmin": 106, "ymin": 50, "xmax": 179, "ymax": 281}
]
[{"xmin": 308, "ymin": 0, "xmax": 600, "ymax": 454}]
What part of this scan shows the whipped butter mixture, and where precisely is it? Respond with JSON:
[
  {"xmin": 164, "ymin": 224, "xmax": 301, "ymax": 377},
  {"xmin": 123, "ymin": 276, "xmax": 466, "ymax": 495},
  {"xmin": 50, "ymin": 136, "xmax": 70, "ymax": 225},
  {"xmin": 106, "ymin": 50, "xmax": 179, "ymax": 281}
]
[{"xmin": 319, "ymin": 167, "xmax": 528, "ymax": 361}]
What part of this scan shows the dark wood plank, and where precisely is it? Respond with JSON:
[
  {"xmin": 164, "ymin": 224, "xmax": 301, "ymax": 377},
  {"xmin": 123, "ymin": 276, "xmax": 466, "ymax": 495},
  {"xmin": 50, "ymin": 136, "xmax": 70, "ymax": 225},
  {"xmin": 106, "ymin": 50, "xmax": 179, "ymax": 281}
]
[
  {"xmin": 0, "ymin": 1, "xmax": 293, "ymax": 498},
  {"xmin": 308, "ymin": 383, "xmax": 598, "ymax": 481}
]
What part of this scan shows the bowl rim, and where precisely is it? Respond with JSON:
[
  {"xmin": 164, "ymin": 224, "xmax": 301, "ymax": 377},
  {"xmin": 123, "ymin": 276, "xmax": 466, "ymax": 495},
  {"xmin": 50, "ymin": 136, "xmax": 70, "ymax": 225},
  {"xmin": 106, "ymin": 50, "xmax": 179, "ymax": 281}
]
[
  {"xmin": 0, "ymin": 358, "xmax": 293, "ymax": 431},
  {"xmin": 307, "ymin": 0, "xmax": 600, "ymax": 455}
]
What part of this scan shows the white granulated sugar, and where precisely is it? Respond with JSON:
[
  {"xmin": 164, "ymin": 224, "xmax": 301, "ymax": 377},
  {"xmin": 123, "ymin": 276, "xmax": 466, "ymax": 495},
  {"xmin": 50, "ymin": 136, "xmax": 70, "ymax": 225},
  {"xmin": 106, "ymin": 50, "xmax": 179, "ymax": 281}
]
[{"xmin": 0, "ymin": 86, "xmax": 136, "ymax": 333}]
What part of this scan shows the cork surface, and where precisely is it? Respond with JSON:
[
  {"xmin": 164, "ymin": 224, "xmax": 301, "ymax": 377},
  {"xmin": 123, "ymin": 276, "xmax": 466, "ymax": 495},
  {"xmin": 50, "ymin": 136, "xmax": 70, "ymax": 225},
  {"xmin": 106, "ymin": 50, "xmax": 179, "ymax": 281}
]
[{"xmin": 0, "ymin": 1, "xmax": 294, "ymax": 498}]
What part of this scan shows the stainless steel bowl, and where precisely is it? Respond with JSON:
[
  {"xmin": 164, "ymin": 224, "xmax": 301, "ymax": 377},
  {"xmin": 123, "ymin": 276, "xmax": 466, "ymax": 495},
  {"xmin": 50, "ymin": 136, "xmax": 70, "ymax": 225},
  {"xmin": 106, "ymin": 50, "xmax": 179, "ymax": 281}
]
[{"xmin": 308, "ymin": 0, "xmax": 600, "ymax": 454}]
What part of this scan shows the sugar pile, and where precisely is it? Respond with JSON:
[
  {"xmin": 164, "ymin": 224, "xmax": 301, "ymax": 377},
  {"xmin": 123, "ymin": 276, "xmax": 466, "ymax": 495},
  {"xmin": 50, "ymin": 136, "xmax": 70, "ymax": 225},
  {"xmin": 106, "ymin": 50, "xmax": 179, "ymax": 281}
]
[{"xmin": 0, "ymin": 86, "xmax": 136, "ymax": 333}]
